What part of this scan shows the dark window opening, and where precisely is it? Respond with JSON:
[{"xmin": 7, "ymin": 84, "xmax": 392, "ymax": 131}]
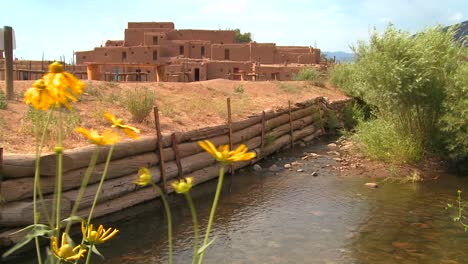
[
  {"xmin": 122, "ymin": 52, "xmax": 126, "ymax": 60},
  {"xmin": 179, "ymin": 46, "xmax": 184, "ymax": 55},
  {"xmin": 82, "ymin": 56, "xmax": 86, "ymax": 59},
  {"xmin": 104, "ymin": 53, "xmax": 108, "ymax": 56},
  {"xmin": 201, "ymin": 46, "xmax": 205, "ymax": 57},
  {"xmin": 194, "ymin": 68, "xmax": 200, "ymax": 81},
  {"xmin": 153, "ymin": 50, "xmax": 158, "ymax": 60},
  {"xmin": 224, "ymin": 49, "xmax": 230, "ymax": 60},
  {"xmin": 153, "ymin": 36, "xmax": 158, "ymax": 45}
]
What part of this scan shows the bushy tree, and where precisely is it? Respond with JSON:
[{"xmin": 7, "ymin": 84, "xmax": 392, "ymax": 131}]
[
  {"xmin": 234, "ymin": 29, "xmax": 252, "ymax": 43},
  {"xmin": 330, "ymin": 24, "xmax": 467, "ymax": 166}
]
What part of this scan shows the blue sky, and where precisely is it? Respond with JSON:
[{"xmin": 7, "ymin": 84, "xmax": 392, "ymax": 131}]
[{"xmin": 1, "ymin": 0, "xmax": 466, "ymax": 61}]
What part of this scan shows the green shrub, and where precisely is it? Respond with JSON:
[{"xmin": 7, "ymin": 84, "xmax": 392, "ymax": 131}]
[
  {"xmin": 352, "ymin": 118, "xmax": 423, "ymax": 164},
  {"xmin": 0, "ymin": 90, "xmax": 7, "ymax": 109},
  {"xmin": 324, "ymin": 110, "xmax": 339, "ymax": 132},
  {"xmin": 24, "ymin": 108, "xmax": 81, "ymax": 138},
  {"xmin": 333, "ymin": 24, "xmax": 467, "ymax": 164},
  {"xmin": 295, "ymin": 67, "xmax": 320, "ymax": 82},
  {"xmin": 440, "ymin": 62, "xmax": 468, "ymax": 167},
  {"xmin": 122, "ymin": 87, "xmax": 156, "ymax": 122},
  {"xmin": 234, "ymin": 84, "xmax": 245, "ymax": 94}
]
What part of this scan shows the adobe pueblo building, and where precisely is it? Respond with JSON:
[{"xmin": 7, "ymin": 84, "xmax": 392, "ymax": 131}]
[{"xmin": 76, "ymin": 22, "xmax": 321, "ymax": 82}]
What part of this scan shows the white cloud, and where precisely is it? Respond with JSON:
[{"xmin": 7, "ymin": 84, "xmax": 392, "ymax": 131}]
[{"xmin": 448, "ymin": 12, "xmax": 463, "ymax": 22}]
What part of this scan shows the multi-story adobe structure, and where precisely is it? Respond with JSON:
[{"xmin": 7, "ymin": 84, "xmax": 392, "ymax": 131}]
[{"xmin": 76, "ymin": 22, "xmax": 321, "ymax": 82}]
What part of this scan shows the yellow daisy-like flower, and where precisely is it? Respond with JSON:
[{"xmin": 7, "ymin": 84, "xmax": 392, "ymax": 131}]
[
  {"xmin": 51, "ymin": 233, "xmax": 86, "ymax": 262},
  {"xmin": 75, "ymin": 127, "xmax": 120, "ymax": 146},
  {"xmin": 198, "ymin": 140, "xmax": 256, "ymax": 164},
  {"xmin": 135, "ymin": 167, "xmax": 152, "ymax": 186},
  {"xmin": 43, "ymin": 61, "xmax": 85, "ymax": 109},
  {"xmin": 24, "ymin": 79, "xmax": 56, "ymax": 110},
  {"xmin": 81, "ymin": 222, "xmax": 119, "ymax": 244},
  {"xmin": 104, "ymin": 112, "xmax": 140, "ymax": 139},
  {"xmin": 171, "ymin": 177, "xmax": 193, "ymax": 194}
]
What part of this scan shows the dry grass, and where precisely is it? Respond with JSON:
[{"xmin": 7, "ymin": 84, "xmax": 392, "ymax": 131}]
[{"xmin": 0, "ymin": 79, "xmax": 348, "ymax": 153}]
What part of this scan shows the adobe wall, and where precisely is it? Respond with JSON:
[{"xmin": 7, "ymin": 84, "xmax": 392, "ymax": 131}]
[
  {"xmin": 211, "ymin": 44, "xmax": 250, "ymax": 61},
  {"xmin": 165, "ymin": 30, "xmax": 236, "ymax": 44},
  {"xmin": 124, "ymin": 28, "xmax": 172, "ymax": 47},
  {"xmin": 251, "ymin": 43, "xmax": 276, "ymax": 64},
  {"xmin": 206, "ymin": 61, "xmax": 251, "ymax": 79},
  {"xmin": 128, "ymin": 22, "xmax": 175, "ymax": 29}
]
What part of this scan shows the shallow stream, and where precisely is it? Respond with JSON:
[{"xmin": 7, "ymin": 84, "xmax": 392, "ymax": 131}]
[{"xmin": 5, "ymin": 139, "xmax": 468, "ymax": 264}]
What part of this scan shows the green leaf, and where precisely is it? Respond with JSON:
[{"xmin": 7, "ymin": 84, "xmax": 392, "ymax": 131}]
[
  {"xmin": 197, "ymin": 236, "xmax": 217, "ymax": 255},
  {"xmin": 2, "ymin": 225, "xmax": 53, "ymax": 258},
  {"xmin": 89, "ymin": 244, "xmax": 105, "ymax": 259},
  {"xmin": 61, "ymin": 216, "xmax": 84, "ymax": 224}
]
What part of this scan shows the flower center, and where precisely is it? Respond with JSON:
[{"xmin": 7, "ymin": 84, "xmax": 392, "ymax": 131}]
[
  {"xmin": 89, "ymin": 230, "xmax": 99, "ymax": 242},
  {"xmin": 58, "ymin": 244, "xmax": 74, "ymax": 258},
  {"xmin": 49, "ymin": 62, "xmax": 64, "ymax": 73}
]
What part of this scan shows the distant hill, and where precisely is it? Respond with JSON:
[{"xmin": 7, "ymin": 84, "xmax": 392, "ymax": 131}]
[
  {"xmin": 323, "ymin": 51, "xmax": 354, "ymax": 63},
  {"xmin": 443, "ymin": 20, "xmax": 467, "ymax": 46}
]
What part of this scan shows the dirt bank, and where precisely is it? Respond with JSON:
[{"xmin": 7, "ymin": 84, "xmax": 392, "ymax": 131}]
[{"xmin": 0, "ymin": 79, "xmax": 347, "ymax": 154}]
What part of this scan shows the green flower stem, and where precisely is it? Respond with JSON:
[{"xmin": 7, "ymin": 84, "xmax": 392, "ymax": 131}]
[
  {"xmin": 85, "ymin": 244, "xmax": 94, "ymax": 264},
  {"xmin": 184, "ymin": 192, "xmax": 199, "ymax": 264},
  {"xmin": 151, "ymin": 182, "xmax": 173, "ymax": 264},
  {"xmin": 32, "ymin": 107, "xmax": 55, "ymax": 264},
  {"xmin": 55, "ymin": 110, "xmax": 64, "ymax": 235},
  {"xmin": 86, "ymin": 145, "xmax": 115, "ymax": 224},
  {"xmin": 64, "ymin": 148, "xmax": 99, "ymax": 235},
  {"xmin": 198, "ymin": 164, "xmax": 225, "ymax": 264},
  {"xmin": 76, "ymin": 145, "xmax": 114, "ymax": 264}
]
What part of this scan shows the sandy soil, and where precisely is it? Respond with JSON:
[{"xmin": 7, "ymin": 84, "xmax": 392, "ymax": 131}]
[{"xmin": 0, "ymin": 79, "xmax": 348, "ymax": 154}]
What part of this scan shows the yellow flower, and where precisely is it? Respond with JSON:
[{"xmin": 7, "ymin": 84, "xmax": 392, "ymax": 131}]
[
  {"xmin": 51, "ymin": 233, "xmax": 86, "ymax": 262},
  {"xmin": 135, "ymin": 167, "xmax": 152, "ymax": 186},
  {"xmin": 81, "ymin": 222, "xmax": 119, "ymax": 244},
  {"xmin": 198, "ymin": 140, "xmax": 256, "ymax": 164},
  {"xmin": 171, "ymin": 177, "xmax": 193, "ymax": 194},
  {"xmin": 43, "ymin": 62, "xmax": 85, "ymax": 107},
  {"xmin": 75, "ymin": 127, "xmax": 120, "ymax": 146},
  {"xmin": 104, "ymin": 112, "xmax": 140, "ymax": 139},
  {"xmin": 24, "ymin": 79, "xmax": 56, "ymax": 110}
]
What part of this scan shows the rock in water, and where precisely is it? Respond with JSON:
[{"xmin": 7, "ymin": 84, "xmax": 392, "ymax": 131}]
[
  {"xmin": 311, "ymin": 171, "xmax": 318, "ymax": 177},
  {"xmin": 284, "ymin": 163, "xmax": 292, "ymax": 169},
  {"xmin": 269, "ymin": 164, "xmax": 280, "ymax": 172},
  {"xmin": 365, "ymin": 182, "xmax": 378, "ymax": 188},
  {"xmin": 253, "ymin": 164, "xmax": 262, "ymax": 171}
]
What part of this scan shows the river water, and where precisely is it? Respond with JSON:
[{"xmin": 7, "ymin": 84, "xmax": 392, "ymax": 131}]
[{"xmin": 5, "ymin": 139, "xmax": 468, "ymax": 264}]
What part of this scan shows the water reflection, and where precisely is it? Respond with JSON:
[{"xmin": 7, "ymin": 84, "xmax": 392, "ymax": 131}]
[{"xmin": 4, "ymin": 140, "xmax": 468, "ymax": 264}]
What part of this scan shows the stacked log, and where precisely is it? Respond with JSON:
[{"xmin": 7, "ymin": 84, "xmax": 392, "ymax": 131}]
[{"xmin": 0, "ymin": 96, "xmax": 349, "ymax": 248}]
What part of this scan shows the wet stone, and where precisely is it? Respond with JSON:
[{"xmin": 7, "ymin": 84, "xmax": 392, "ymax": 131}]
[
  {"xmin": 297, "ymin": 169, "xmax": 304, "ymax": 172},
  {"xmin": 284, "ymin": 163, "xmax": 292, "ymax": 169},
  {"xmin": 253, "ymin": 164, "xmax": 262, "ymax": 171},
  {"xmin": 269, "ymin": 164, "xmax": 280, "ymax": 172},
  {"xmin": 365, "ymin": 182, "xmax": 378, "ymax": 188},
  {"xmin": 311, "ymin": 171, "xmax": 319, "ymax": 176}
]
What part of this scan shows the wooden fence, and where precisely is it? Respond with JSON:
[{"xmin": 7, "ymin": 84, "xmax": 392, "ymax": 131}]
[{"xmin": 0, "ymin": 96, "xmax": 349, "ymax": 248}]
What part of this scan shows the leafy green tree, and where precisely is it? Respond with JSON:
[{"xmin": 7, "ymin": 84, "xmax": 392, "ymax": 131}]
[
  {"xmin": 330, "ymin": 25, "xmax": 467, "ymax": 166},
  {"xmin": 234, "ymin": 29, "xmax": 252, "ymax": 43}
]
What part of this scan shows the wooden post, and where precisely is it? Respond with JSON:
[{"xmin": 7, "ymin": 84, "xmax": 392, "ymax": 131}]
[
  {"xmin": 153, "ymin": 106, "xmax": 167, "ymax": 192},
  {"xmin": 4, "ymin": 26, "xmax": 14, "ymax": 100},
  {"xmin": 171, "ymin": 133, "xmax": 183, "ymax": 180},
  {"xmin": 289, "ymin": 100, "xmax": 294, "ymax": 148},
  {"xmin": 261, "ymin": 110, "xmax": 266, "ymax": 154}
]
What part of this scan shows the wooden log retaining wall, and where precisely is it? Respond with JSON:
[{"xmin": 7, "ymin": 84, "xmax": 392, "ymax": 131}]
[{"xmin": 0, "ymin": 96, "xmax": 350, "ymax": 248}]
